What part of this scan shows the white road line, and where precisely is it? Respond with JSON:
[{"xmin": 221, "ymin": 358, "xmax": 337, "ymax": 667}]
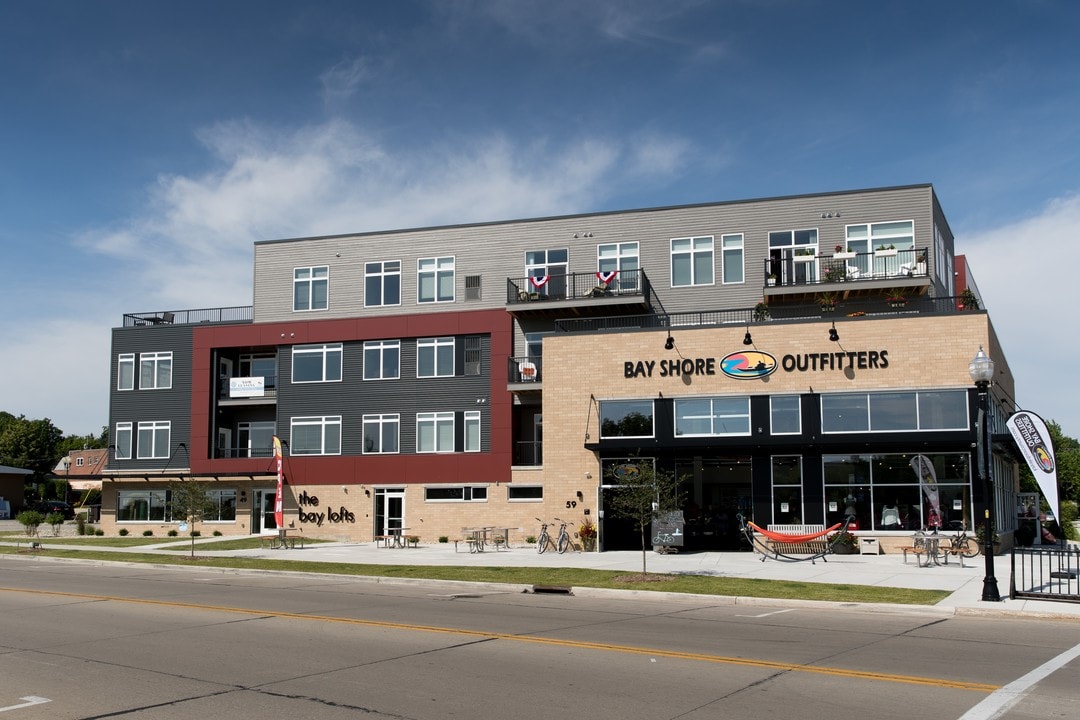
[
  {"xmin": 735, "ymin": 609, "xmax": 796, "ymax": 618},
  {"xmin": 0, "ymin": 697, "xmax": 51, "ymax": 713},
  {"xmin": 958, "ymin": 642, "xmax": 1080, "ymax": 720}
]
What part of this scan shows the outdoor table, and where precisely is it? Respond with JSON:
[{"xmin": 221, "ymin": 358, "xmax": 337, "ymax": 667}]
[
  {"xmin": 914, "ymin": 533, "xmax": 944, "ymax": 567},
  {"xmin": 386, "ymin": 528, "xmax": 411, "ymax": 548}
]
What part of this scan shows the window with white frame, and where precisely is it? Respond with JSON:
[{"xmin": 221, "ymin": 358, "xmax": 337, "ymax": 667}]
[
  {"xmin": 75, "ymin": 457, "xmax": 84, "ymax": 467},
  {"xmin": 363, "ymin": 414, "xmax": 400, "ymax": 454},
  {"xmin": 821, "ymin": 390, "xmax": 967, "ymax": 433},
  {"xmin": 365, "ymin": 260, "xmax": 401, "ymax": 307},
  {"xmin": 770, "ymin": 395, "xmax": 802, "ymax": 434},
  {"xmin": 290, "ymin": 416, "xmax": 342, "ymax": 455},
  {"xmin": 117, "ymin": 489, "xmax": 170, "ymax": 522},
  {"xmin": 674, "ymin": 397, "xmax": 750, "ymax": 436},
  {"xmin": 598, "ymin": 242, "xmax": 639, "ymax": 291},
  {"xmin": 418, "ymin": 256, "xmax": 455, "ymax": 303},
  {"xmin": 293, "ymin": 266, "xmax": 329, "ymax": 311},
  {"xmin": 136, "ymin": 421, "xmax": 170, "ymax": 459},
  {"xmin": 464, "ymin": 410, "xmax": 481, "ymax": 452},
  {"xmin": 240, "ymin": 353, "xmax": 277, "ymax": 388},
  {"xmin": 364, "ymin": 340, "xmax": 400, "ymax": 380},
  {"xmin": 292, "ymin": 343, "xmax": 343, "ymax": 383},
  {"xmin": 525, "ymin": 248, "xmax": 568, "ymax": 298},
  {"xmin": 424, "ymin": 486, "xmax": 488, "ymax": 502},
  {"xmin": 115, "ymin": 422, "xmax": 132, "ymax": 459},
  {"xmin": 721, "ymin": 233, "xmax": 744, "ymax": 284},
  {"xmin": 671, "ymin": 236, "xmax": 713, "ymax": 287},
  {"xmin": 417, "ymin": 337, "xmax": 454, "ymax": 378},
  {"xmin": 206, "ymin": 489, "xmax": 237, "ymax": 522},
  {"xmin": 237, "ymin": 421, "xmax": 275, "ymax": 458},
  {"xmin": 118, "ymin": 353, "xmax": 135, "ymax": 391},
  {"xmin": 508, "ymin": 485, "xmax": 543, "ymax": 501},
  {"xmin": 417, "ymin": 411, "xmax": 454, "ymax": 453},
  {"xmin": 139, "ymin": 352, "xmax": 172, "ymax": 390}
]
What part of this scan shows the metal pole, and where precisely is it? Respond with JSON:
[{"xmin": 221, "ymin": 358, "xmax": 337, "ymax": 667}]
[{"xmin": 977, "ymin": 379, "xmax": 1002, "ymax": 602}]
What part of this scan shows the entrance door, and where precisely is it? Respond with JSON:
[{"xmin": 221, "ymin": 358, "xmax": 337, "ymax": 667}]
[
  {"xmin": 374, "ymin": 488, "xmax": 405, "ymax": 537},
  {"xmin": 252, "ymin": 489, "xmax": 278, "ymax": 534}
]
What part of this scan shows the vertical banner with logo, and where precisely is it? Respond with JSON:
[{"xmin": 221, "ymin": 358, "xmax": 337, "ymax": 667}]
[
  {"xmin": 273, "ymin": 435, "xmax": 284, "ymax": 529},
  {"xmin": 911, "ymin": 455, "xmax": 941, "ymax": 528},
  {"xmin": 1006, "ymin": 411, "xmax": 1060, "ymax": 524}
]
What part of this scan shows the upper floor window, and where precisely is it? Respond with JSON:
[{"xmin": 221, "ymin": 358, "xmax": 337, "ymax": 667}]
[
  {"xmin": 115, "ymin": 422, "xmax": 132, "ymax": 460},
  {"xmin": 418, "ymin": 256, "xmax": 455, "ymax": 303},
  {"xmin": 721, "ymin": 233, "xmax": 744, "ymax": 284},
  {"xmin": 240, "ymin": 353, "xmax": 277, "ymax": 388},
  {"xmin": 363, "ymin": 413, "xmax": 400, "ymax": 454},
  {"xmin": 598, "ymin": 242, "xmax": 639, "ymax": 292},
  {"xmin": 464, "ymin": 410, "xmax": 481, "ymax": 452},
  {"xmin": 292, "ymin": 344, "xmax": 343, "ymax": 383},
  {"xmin": 365, "ymin": 260, "xmax": 401, "ymax": 307},
  {"xmin": 136, "ymin": 421, "xmax": 171, "ymax": 459},
  {"xmin": 821, "ymin": 390, "xmax": 968, "ymax": 433},
  {"xmin": 75, "ymin": 457, "xmax": 85, "ymax": 467},
  {"xmin": 417, "ymin": 337, "xmax": 454, "ymax": 378},
  {"xmin": 670, "ymin": 236, "xmax": 713, "ymax": 287},
  {"xmin": 770, "ymin": 395, "xmax": 802, "ymax": 434},
  {"xmin": 417, "ymin": 411, "xmax": 454, "ymax": 453},
  {"xmin": 364, "ymin": 340, "xmax": 400, "ymax": 380},
  {"xmin": 525, "ymin": 248, "xmax": 568, "ymax": 298},
  {"xmin": 674, "ymin": 397, "xmax": 750, "ymax": 436},
  {"xmin": 140, "ymin": 352, "xmax": 172, "ymax": 390},
  {"xmin": 463, "ymin": 336, "xmax": 482, "ymax": 376},
  {"xmin": 118, "ymin": 353, "xmax": 135, "ymax": 391},
  {"xmin": 600, "ymin": 399, "xmax": 654, "ymax": 438},
  {"xmin": 290, "ymin": 415, "xmax": 342, "ymax": 455},
  {"xmin": 293, "ymin": 266, "xmax": 329, "ymax": 311}
]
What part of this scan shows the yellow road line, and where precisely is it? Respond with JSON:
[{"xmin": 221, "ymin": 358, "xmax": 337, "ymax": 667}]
[{"xmin": 4, "ymin": 587, "xmax": 998, "ymax": 693}]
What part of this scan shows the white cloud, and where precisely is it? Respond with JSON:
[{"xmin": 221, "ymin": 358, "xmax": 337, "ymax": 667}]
[{"xmin": 958, "ymin": 193, "xmax": 1080, "ymax": 435}]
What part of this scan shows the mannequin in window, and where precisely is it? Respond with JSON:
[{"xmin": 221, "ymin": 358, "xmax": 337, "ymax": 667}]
[
  {"xmin": 843, "ymin": 493, "xmax": 858, "ymax": 530},
  {"xmin": 880, "ymin": 503, "xmax": 901, "ymax": 529}
]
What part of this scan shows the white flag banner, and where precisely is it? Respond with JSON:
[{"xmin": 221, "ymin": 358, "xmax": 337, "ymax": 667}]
[
  {"xmin": 1006, "ymin": 411, "xmax": 1060, "ymax": 524},
  {"xmin": 911, "ymin": 454, "xmax": 941, "ymax": 528}
]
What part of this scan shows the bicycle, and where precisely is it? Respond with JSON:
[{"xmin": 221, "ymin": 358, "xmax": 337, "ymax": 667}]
[
  {"xmin": 535, "ymin": 517, "xmax": 572, "ymax": 554},
  {"xmin": 947, "ymin": 526, "xmax": 981, "ymax": 558}
]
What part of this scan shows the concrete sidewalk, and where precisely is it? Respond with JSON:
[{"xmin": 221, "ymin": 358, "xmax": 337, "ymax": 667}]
[{"xmin": 3, "ymin": 523, "xmax": 1079, "ymax": 620}]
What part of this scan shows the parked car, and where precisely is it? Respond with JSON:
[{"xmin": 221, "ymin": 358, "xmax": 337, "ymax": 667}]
[{"xmin": 38, "ymin": 500, "xmax": 75, "ymax": 520}]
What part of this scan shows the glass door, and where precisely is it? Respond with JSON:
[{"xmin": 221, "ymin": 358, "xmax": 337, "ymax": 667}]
[
  {"xmin": 374, "ymin": 488, "xmax": 405, "ymax": 537},
  {"xmin": 252, "ymin": 489, "xmax": 278, "ymax": 534}
]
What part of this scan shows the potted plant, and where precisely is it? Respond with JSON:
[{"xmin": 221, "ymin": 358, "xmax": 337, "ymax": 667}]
[
  {"xmin": 876, "ymin": 243, "xmax": 898, "ymax": 257},
  {"xmin": 794, "ymin": 248, "xmax": 815, "ymax": 262},
  {"xmin": 958, "ymin": 287, "xmax": 979, "ymax": 310},
  {"xmin": 578, "ymin": 520, "xmax": 597, "ymax": 552},
  {"xmin": 817, "ymin": 291, "xmax": 839, "ymax": 312},
  {"xmin": 834, "ymin": 243, "xmax": 855, "ymax": 260},
  {"xmin": 831, "ymin": 530, "xmax": 858, "ymax": 554},
  {"xmin": 753, "ymin": 302, "xmax": 771, "ymax": 321},
  {"xmin": 976, "ymin": 525, "xmax": 1002, "ymax": 553},
  {"xmin": 766, "ymin": 273, "xmax": 777, "ymax": 286},
  {"xmin": 886, "ymin": 292, "xmax": 906, "ymax": 308}
]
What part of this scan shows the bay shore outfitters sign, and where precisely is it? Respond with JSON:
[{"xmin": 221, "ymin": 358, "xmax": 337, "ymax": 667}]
[{"xmin": 624, "ymin": 349, "xmax": 890, "ymax": 380}]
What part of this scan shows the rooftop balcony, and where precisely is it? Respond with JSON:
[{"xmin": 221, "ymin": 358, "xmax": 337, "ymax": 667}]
[
  {"xmin": 122, "ymin": 306, "xmax": 253, "ymax": 327},
  {"xmin": 762, "ymin": 248, "xmax": 931, "ymax": 304},
  {"xmin": 506, "ymin": 269, "xmax": 651, "ymax": 317}
]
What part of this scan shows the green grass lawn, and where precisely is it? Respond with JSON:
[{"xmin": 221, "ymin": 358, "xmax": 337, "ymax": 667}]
[{"xmin": 0, "ymin": 542, "xmax": 949, "ymax": 605}]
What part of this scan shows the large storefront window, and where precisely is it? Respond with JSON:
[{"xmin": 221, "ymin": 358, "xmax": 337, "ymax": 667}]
[
  {"xmin": 117, "ymin": 490, "xmax": 170, "ymax": 522},
  {"xmin": 600, "ymin": 399, "xmax": 654, "ymax": 438},
  {"xmin": 771, "ymin": 456, "xmax": 803, "ymax": 524},
  {"xmin": 822, "ymin": 390, "xmax": 968, "ymax": 433},
  {"xmin": 823, "ymin": 453, "xmax": 971, "ymax": 532},
  {"xmin": 674, "ymin": 397, "xmax": 749, "ymax": 436}
]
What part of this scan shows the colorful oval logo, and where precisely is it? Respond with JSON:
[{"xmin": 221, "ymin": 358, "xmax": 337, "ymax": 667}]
[
  {"xmin": 613, "ymin": 464, "xmax": 641, "ymax": 479},
  {"xmin": 720, "ymin": 350, "xmax": 778, "ymax": 379},
  {"xmin": 1034, "ymin": 446, "xmax": 1055, "ymax": 473}
]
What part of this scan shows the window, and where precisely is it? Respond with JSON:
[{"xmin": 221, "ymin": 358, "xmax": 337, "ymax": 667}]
[
  {"xmin": 772, "ymin": 456, "xmax": 803, "ymax": 524},
  {"xmin": 671, "ymin": 236, "xmax": 713, "ymax": 287},
  {"xmin": 136, "ymin": 421, "xmax": 170, "ymax": 459},
  {"xmin": 240, "ymin": 353, "xmax": 277, "ymax": 388},
  {"xmin": 463, "ymin": 336, "xmax": 482, "ymax": 376},
  {"xmin": 508, "ymin": 485, "xmax": 544, "ymax": 501},
  {"xmin": 821, "ymin": 390, "xmax": 968, "ymax": 433},
  {"xmin": 75, "ymin": 457, "xmax": 84, "ymax": 467},
  {"xmin": 847, "ymin": 220, "xmax": 914, "ymax": 276},
  {"xmin": 118, "ymin": 353, "xmax": 135, "ymax": 391},
  {"xmin": 770, "ymin": 396, "xmax": 801, "ymax": 434},
  {"xmin": 365, "ymin": 260, "xmax": 401, "ymax": 307},
  {"xmin": 290, "ymin": 416, "xmax": 342, "ymax": 455},
  {"xmin": 206, "ymin": 489, "xmax": 237, "ymax": 522},
  {"xmin": 598, "ymin": 242, "xmax": 639, "ymax": 292},
  {"xmin": 674, "ymin": 397, "xmax": 750, "ymax": 436},
  {"xmin": 417, "ymin": 412, "xmax": 454, "ymax": 453},
  {"xmin": 417, "ymin": 337, "xmax": 454, "ymax": 378},
  {"xmin": 363, "ymin": 340, "xmax": 400, "ymax": 380},
  {"xmin": 363, "ymin": 414, "xmax": 400, "ymax": 454},
  {"xmin": 115, "ymin": 422, "xmax": 132, "ymax": 460},
  {"xmin": 424, "ymin": 486, "xmax": 488, "ymax": 502},
  {"xmin": 294, "ymin": 266, "xmax": 329, "ymax": 311},
  {"xmin": 721, "ymin": 233, "xmax": 744, "ymax": 284},
  {"xmin": 139, "ymin": 352, "xmax": 172, "ymax": 390},
  {"xmin": 292, "ymin": 344, "xmax": 343, "ymax": 383},
  {"xmin": 525, "ymin": 248, "xmax": 568, "ymax": 298},
  {"xmin": 237, "ymin": 421, "xmax": 275, "ymax": 458},
  {"xmin": 464, "ymin": 410, "xmax": 481, "ymax": 452},
  {"xmin": 418, "ymin": 256, "xmax": 455, "ymax": 303},
  {"xmin": 599, "ymin": 399, "xmax": 654, "ymax": 438},
  {"xmin": 117, "ymin": 490, "xmax": 170, "ymax": 522}
]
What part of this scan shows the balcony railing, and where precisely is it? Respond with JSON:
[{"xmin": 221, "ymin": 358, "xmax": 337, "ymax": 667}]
[
  {"xmin": 508, "ymin": 355, "xmax": 542, "ymax": 384},
  {"xmin": 763, "ymin": 248, "xmax": 929, "ymax": 288},
  {"xmin": 507, "ymin": 269, "xmax": 648, "ymax": 304},
  {"xmin": 214, "ymin": 445, "xmax": 277, "ymax": 460},
  {"xmin": 218, "ymin": 376, "xmax": 278, "ymax": 399},
  {"xmin": 514, "ymin": 440, "xmax": 543, "ymax": 466},
  {"xmin": 123, "ymin": 306, "xmax": 253, "ymax": 327}
]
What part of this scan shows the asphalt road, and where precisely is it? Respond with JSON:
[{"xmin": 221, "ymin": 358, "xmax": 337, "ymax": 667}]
[{"xmin": 1, "ymin": 557, "xmax": 1078, "ymax": 720}]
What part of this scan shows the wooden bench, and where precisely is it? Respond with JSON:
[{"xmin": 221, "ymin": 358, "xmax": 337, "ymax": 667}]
[
  {"xmin": 374, "ymin": 535, "xmax": 393, "ymax": 548},
  {"xmin": 899, "ymin": 545, "xmax": 926, "ymax": 564}
]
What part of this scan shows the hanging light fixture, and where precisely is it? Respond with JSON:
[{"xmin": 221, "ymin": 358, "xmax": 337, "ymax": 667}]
[
  {"xmin": 664, "ymin": 332, "xmax": 675, "ymax": 350},
  {"xmin": 829, "ymin": 322, "xmax": 840, "ymax": 342},
  {"xmin": 743, "ymin": 326, "xmax": 753, "ymax": 345}
]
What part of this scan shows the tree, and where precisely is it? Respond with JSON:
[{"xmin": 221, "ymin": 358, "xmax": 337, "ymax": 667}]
[
  {"xmin": 168, "ymin": 479, "xmax": 218, "ymax": 558},
  {"xmin": 605, "ymin": 459, "xmax": 685, "ymax": 576},
  {"xmin": 0, "ymin": 415, "xmax": 64, "ymax": 476}
]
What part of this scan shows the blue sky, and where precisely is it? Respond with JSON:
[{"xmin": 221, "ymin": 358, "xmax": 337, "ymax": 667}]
[{"xmin": 2, "ymin": 0, "xmax": 1079, "ymax": 438}]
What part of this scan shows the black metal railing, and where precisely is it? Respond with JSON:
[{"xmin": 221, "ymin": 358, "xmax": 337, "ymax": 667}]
[
  {"xmin": 507, "ymin": 269, "xmax": 649, "ymax": 304},
  {"xmin": 1011, "ymin": 545, "xmax": 1080, "ymax": 603},
  {"xmin": 514, "ymin": 440, "xmax": 542, "ymax": 466},
  {"xmin": 123, "ymin": 306, "xmax": 253, "ymax": 327},
  {"xmin": 218, "ymin": 376, "xmax": 278, "ymax": 397},
  {"xmin": 213, "ymin": 446, "xmax": 277, "ymax": 460},
  {"xmin": 763, "ymin": 248, "xmax": 930, "ymax": 288},
  {"xmin": 508, "ymin": 356, "xmax": 542, "ymax": 384}
]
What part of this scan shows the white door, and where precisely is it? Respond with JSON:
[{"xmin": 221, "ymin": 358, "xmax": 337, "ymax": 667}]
[
  {"xmin": 374, "ymin": 488, "xmax": 405, "ymax": 537},
  {"xmin": 252, "ymin": 489, "xmax": 278, "ymax": 534}
]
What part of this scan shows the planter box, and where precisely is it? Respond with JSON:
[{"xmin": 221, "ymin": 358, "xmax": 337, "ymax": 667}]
[
  {"xmin": 833, "ymin": 252, "xmax": 856, "ymax": 260},
  {"xmin": 793, "ymin": 254, "xmax": 816, "ymax": 262},
  {"xmin": 875, "ymin": 248, "xmax": 898, "ymax": 257}
]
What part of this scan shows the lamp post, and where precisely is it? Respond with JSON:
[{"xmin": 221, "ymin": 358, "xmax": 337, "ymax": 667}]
[{"xmin": 968, "ymin": 346, "xmax": 1001, "ymax": 602}]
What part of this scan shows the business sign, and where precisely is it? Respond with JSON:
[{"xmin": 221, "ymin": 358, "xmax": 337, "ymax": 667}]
[
  {"xmin": 230, "ymin": 376, "xmax": 265, "ymax": 397},
  {"xmin": 1006, "ymin": 411, "xmax": 1060, "ymax": 523},
  {"xmin": 624, "ymin": 349, "xmax": 889, "ymax": 380}
]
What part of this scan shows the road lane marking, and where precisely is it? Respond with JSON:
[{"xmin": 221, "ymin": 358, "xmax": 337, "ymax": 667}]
[
  {"xmin": 0, "ymin": 697, "xmax": 51, "ymax": 713},
  {"xmin": 2, "ymin": 586, "xmax": 998, "ymax": 693},
  {"xmin": 736, "ymin": 609, "xmax": 795, "ymax": 618},
  {"xmin": 957, "ymin": 642, "xmax": 1080, "ymax": 720}
]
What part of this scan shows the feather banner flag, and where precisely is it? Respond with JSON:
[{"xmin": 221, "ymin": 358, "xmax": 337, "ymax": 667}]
[
  {"xmin": 1006, "ymin": 411, "xmax": 1060, "ymax": 524},
  {"xmin": 273, "ymin": 435, "xmax": 284, "ymax": 529},
  {"xmin": 911, "ymin": 454, "xmax": 941, "ymax": 528}
]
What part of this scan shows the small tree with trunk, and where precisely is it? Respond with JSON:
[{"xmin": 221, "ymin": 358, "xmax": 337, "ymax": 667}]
[
  {"xmin": 168, "ymin": 479, "xmax": 217, "ymax": 558},
  {"xmin": 605, "ymin": 459, "xmax": 685, "ymax": 576}
]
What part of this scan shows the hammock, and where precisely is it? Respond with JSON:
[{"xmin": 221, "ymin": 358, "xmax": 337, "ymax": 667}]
[{"xmin": 738, "ymin": 514, "xmax": 856, "ymax": 564}]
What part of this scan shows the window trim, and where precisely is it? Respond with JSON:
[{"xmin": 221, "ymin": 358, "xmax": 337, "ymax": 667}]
[
  {"xmin": 363, "ymin": 340, "xmax": 401, "ymax": 381},
  {"xmin": 464, "ymin": 410, "xmax": 481, "ymax": 453},
  {"xmin": 670, "ymin": 235, "xmax": 715, "ymax": 287},
  {"xmin": 362, "ymin": 413, "xmax": 400, "ymax": 454},
  {"xmin": 139, "ymin": 351, "xmax": 173, "ymax": 390},
  {"xmin": 118, "ymin": 353, "xmax": 135, "ymax": 391},
  {"xmin": 115, "ymin": 422, "xmax": 132, "ymax": 460},
  {"xmin": 416, "ymin": 411, "xmax": 455, "ymax": 453},
  {"xmin": 293, "ymin": 265, "xmax": 329, "ymax": 312},
  {"xmin": 507, "ymin": 485, "xmax": 544, "ymax": 502},
  {"xmin": 423, "ymin": 485, "xmax": 489, "ymax": 502},
  {"xmin": 721, "ymin": 233, "xmax": 745, "ymax": 285},
  {"xmin": 291, "ymin": 343, "xmax": 343, "ymax": 384},
  {"xmin": 673, "ymin": 396, "xmax": 751, "ymax": 437},
  {"xmin": 364, "ymin": 259, "xmax": 402, "ymax": 308},
  {"xmin": 289, "ymin": 415, "xmax": 342, "ymax": 456},
  {"xmin": 417, "ymin": 256, "xmax": 455, "ymax": 304},
  {"xmin": 136, "ymin": 420, "xmax": 171, "ymax": 460},
  {"xmin": 417, "ymin": 337, "xmax": 455, "ymax": 378}
]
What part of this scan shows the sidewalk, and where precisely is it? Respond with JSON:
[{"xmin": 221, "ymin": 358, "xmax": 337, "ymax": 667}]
[{"xmin": 3, "ymin": 521, "xmax": 1079, "ymax": 621}]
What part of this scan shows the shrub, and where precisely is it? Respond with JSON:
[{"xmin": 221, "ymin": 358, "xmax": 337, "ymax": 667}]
[
  {"xmin": 119, "ymin": 528, "xmax": 129, "ymax": 536},
  {"xmin": 15, "ymin": 510, "xmax": 45, "ymax": 536},
  {"xmin": 85, "ymin": 524, "xmax": 96, "ymax": 535},
  {"xmin": 526, "ymin": 535, "xmax": 537, "ymax": 544},
  {"xmin": 143, "ymin": 530, "xmax": 154, "ymax": 537},
  {"xmin": 167, "ymin": 529, "xmax": 178, "ymax": 537},
  {"xmin": 45, "ymin": 512, "xmax": 65, "ymax": 535},
  {"xmin": 213, "ymin": 530, "xmax": 222, "ymax": 536},
  {"xmin": 94, "ymin": 529, "xmax": 104, "ymax": 536},
  {"xmin": 438, "ymin": 536, "xmax": 449, "ymax": 543},
  {"xmin": 190, "ymin": 530, "xmax": 201, "ymax": 537},
  {"xmin": 76, "ymin": 513, "xmax": 87, "ymax": 535}
]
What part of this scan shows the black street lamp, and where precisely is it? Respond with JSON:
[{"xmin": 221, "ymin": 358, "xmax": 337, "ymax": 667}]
[{"xmin": 969, "ymin": 346, "xmax": 1001, "ymax": 602}]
